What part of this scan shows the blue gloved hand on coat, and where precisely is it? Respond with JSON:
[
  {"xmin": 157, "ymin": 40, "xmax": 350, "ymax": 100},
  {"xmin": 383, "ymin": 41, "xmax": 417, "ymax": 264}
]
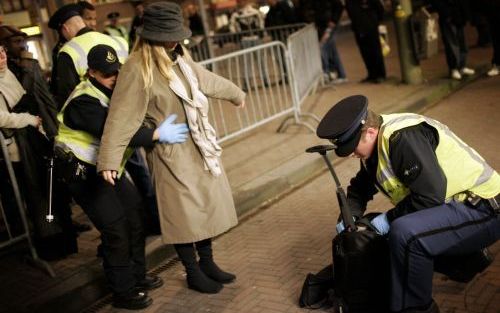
[
  {"xmin": 157, "ymin": 114, "xmax": 189, "ymax": 144},
  {"xmin": 371, "ymin": 213, "xmax": 390, "ymax": 235}
]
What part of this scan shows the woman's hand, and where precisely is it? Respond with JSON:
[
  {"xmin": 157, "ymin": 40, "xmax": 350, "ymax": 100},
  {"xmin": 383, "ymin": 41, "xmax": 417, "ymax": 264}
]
[
  {"xmin": 236, "ymin": 100, "xmax": 245, "ymax": 108},
  {"xmin": 101, "ymin": 170, "xmax": 118, "ymax": 186},
  {"xmin": 35, "ymin": 116, "xmax": 42, "ymax": 128}
]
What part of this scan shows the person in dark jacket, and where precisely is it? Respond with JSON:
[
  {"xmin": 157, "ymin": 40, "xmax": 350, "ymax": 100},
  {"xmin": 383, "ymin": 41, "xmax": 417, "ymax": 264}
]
[
  {"xmin": 317, "ymin": 95, "xmax": 500, "ymax": 313},
  {"xmin": 428, "ymin": 0, "xmax": 475, "ymax": 80},
  {"xmin": 264, "ymin": 0, "xmax": 298, "ymax": 29},
  {"xmin": 129, "ymin": 1, "xmax": 144, "ymax": 48},
  {"xmin": 344, "ymin": 0, "xmax": 386, "ymax": 83},
  {"xmin": 265, "ymin": 0, "xmax": 298, "ymax": 81},
  {"xmin": 55, "ymin": 45, "xmax": 188, "ymax": 310},
  {"xmin": 0, "ymin": 25, "xmax": 79, "ymax": 260},
  {"xmin": 48, "ymin": 4, "xmax": 128, "ymax": 108},
  {"xmin": 477, "ymin": 0, "xmax": 500, "ymax": 76},
  {"xmin": 77, "ymin": 1, "xmax": 97, "ymax": 30},
  {"xmin": 310, "ymin": 0, "xmax": 347, "ymax": 83}
]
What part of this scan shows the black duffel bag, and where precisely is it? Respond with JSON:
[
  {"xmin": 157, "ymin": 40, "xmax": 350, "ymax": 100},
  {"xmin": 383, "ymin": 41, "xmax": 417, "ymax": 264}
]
[
  {"xmin": 331, "ymin": 214, "xmax": 390, "ymax": 313},
  {"xmin": 298, "ymin": 264, "xmax": 334, "ymax": 309}
]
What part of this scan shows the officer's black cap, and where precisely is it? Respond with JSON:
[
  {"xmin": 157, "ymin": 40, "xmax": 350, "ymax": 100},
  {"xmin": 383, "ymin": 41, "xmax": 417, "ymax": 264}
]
[
  {"xmin": 317, "ymin": 95, "xmax": 368, "ymax": 157},
  {"xmin": 87, "ymin": 45, "xmax": 121, "ymax": 75},
  {"xmin": 48, "ymin": 4, "xmax": 82, "ymax": 30},
  {"xmin": 107, "ymin": 12, "xmax": 120, "ymax": 19}
]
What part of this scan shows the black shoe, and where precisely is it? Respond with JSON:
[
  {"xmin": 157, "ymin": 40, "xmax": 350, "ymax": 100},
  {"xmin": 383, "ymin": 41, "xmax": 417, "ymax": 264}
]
[
  {"xmin": 136, "ymin": 274, "xmax": 164, "ymax": 291},
  {"xmin": 72, "ymin": 221, "xmax": 92, "ymax": 233},
  {"xmin": 112, "ymin": 291, "xmax": 153, "ymax": 310},
  {"xmin": 200, "ymin": 260, "xmax": 236, "ymax": 284}
]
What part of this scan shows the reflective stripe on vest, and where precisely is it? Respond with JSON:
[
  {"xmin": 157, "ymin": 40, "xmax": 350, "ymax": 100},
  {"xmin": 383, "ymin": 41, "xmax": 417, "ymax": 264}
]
[
  {"xmin": 55, "ymin": 81, "xmax": 109, "ymax": 165},
  {"xmin": 59, "ymin": 32, "xmax": 129, "ymax": 80},
  {"xmin": 377, "ymin": 113, "xmax": 500, "ymax": 204},
  {"xmin": 55, "ymin": 81, "xmax": 133, "ymax": 173}
]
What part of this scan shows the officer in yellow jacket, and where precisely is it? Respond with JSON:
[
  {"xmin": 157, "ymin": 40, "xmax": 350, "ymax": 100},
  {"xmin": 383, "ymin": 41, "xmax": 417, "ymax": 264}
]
[
  {"xmin": 104, "ymin": 12, "xmax": 129, "ymax": 43},
  {"xmin": 48, "ymin": 4, "xmax": 128, "ymax": 107},
  {"xmin": 317, "ymin": 95, "xmax": 500, "ymax": 313},
  {"xmin": 55, "ymin": 45, "xmax": 188, "ymax": 310}
]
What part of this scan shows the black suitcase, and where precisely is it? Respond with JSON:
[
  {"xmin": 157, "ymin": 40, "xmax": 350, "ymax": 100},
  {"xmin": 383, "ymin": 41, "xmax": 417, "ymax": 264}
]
[{"xmin": 306, "ymin": 145, "xmax": 390, "ymax": 313}]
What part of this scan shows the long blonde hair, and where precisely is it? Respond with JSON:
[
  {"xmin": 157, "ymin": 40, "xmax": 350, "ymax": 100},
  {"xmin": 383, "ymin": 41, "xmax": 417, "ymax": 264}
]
[{"xmin": 133, "ymin": 38, "xmax": 175, "ymax": 89}]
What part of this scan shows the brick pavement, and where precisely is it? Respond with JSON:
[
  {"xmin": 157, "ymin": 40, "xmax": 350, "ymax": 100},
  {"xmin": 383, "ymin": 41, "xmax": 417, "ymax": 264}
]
[{"xmin": 94, "ymin": 163, "xmax": 500, "ymax": 313}]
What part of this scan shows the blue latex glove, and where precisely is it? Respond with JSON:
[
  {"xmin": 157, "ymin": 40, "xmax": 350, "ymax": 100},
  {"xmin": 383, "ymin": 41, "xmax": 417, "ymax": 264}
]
[
  {"xmin": 157, "ymin": 114, "xmax": 189, "ymax": 144},
  {"xmin": 336, "ymin": 216, "xmax": 357, "ymax": 234},
  {"xmin": 336, "ymin": 221, "xmax": 345, "ymax": 234},
  {"xmin": 371, "ymin": 213, "xmax": 390, "ymax": 235}
]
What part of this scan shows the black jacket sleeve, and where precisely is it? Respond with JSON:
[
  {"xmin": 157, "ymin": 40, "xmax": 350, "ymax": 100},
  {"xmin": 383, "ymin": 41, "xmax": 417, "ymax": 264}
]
[
  {"xmin": 331, "ymin": 0, "xmax": 344, "ymax": 24},
  {"xmin": 346, "ymin": 160, "xmax": 379, "ymax": 219},
  {"xmin": 63, "ymin": 95, "xmax": 155, "ymax": 148},
  {"xmin": 55, "ymin": 52, "xmax": 80, "ymax": 109},
  {"xmin": 385, "ymin": 124, "xmax": 447, "ymax": 222}
]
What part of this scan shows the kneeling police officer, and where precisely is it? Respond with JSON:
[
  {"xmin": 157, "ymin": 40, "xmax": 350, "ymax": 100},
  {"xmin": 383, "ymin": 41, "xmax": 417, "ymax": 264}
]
[
  {"xmin": 54, "ymin": 45, "xmax": 189, "ymax": 309},
  {"xmin": 317, "ymin": 95, "xmax": 500, "ymax": 313}
]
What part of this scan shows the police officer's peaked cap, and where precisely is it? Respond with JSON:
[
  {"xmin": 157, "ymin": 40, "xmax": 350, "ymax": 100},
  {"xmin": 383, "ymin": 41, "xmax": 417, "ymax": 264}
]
[
  {"xmin": 317, "ymin": 95, "xmax": 368, "ymax": 157},
  {"xmin": 88, "ymin": 45, "xmax": 121, "ymax": 75},
  {"xmin": 107, "ymin": 12, "xmax": 120, "ymax": 19},
  {"xmin": 48, "ymin": 4, "xmax": 82, "ymax": 30}
]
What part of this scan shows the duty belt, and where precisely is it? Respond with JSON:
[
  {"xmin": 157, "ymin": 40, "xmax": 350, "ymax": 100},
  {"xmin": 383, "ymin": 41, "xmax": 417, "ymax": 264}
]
[
  {"xmin": 465, "ymin": 192, "xmax": 500, "ymax": 214},
  {"xmin": 489, "ymin": 194, "xmax": 500, "ymax": 214}
]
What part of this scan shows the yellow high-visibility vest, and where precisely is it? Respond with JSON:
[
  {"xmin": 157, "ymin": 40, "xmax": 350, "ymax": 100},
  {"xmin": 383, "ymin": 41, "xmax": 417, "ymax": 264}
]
[
  {"xmin": 55, "ymin": 80, "xmax": 132, "ymax": 174},
  {"xmin": 376, "ymin": 113, "xmax": 500, "ymax": 204},
  {"xmin": 59, "ymin": 31, "xmax": 128, "ymax": 81},
  {"xmin": 104, "ymin": 25, "xmax": 129, "ymax": 43}
]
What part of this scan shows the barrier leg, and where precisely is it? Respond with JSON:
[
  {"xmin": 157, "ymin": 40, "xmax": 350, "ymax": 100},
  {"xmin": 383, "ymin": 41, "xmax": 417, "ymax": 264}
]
[{"xmin": 0, "ymin": 133, "xmax": 55, "ymax": 277}]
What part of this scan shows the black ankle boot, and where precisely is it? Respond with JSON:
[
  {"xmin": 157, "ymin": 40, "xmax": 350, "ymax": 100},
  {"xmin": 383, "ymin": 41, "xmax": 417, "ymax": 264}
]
[
  {"xmin": 196, "ymin": 239, "xmax": 236, "ymax": 284},
  {"xmin": 174, "ymin": 243, "xmax": 223, "ymax": 294}
]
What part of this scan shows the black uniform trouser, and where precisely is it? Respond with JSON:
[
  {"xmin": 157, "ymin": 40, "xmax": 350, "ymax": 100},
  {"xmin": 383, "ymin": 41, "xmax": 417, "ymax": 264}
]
[
  {"xmin": 67, "ymin": 167, "xmax": 146, "ymax": 296},
  {"xmin": 439, "ymin": 20, "xmax": 467, "ymax": 71},
  {"xmin": 487, "ymin": 14, "xmax": 500, "ymax": 65},
  {"xmin": 388, "ymin": 199, "xmax": 500, "ymax": 312},
  {"xmin": 354, "ymin": 28, "xmax": 386, "ymax": 80}
]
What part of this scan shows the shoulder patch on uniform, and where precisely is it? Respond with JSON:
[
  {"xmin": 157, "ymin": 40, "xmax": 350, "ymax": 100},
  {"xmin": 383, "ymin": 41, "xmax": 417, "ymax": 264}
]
[{"xmin": 401, "ymin": 163, "xmax": 421, "ymax": 183}]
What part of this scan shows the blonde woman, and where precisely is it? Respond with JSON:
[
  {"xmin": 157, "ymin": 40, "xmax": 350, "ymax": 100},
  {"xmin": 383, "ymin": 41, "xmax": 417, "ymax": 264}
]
[{"xmin": 98, "ymin": 2, "xmax": 246, "ymax": 294}]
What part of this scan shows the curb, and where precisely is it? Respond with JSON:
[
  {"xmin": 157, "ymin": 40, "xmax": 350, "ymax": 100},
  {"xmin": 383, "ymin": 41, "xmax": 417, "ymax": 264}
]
[{"xmin": 30, "ymin": 66, "xmax": 489, "ymax": 313}]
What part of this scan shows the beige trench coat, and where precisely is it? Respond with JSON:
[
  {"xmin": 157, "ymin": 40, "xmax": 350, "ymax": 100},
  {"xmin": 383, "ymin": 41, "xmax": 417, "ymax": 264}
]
[{"xmin": 97, "ymin": 53, "xmax": 245, "ymax": 244}]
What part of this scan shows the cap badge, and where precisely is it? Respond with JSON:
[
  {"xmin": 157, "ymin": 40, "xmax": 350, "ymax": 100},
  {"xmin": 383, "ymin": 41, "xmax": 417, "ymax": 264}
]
[{"xmin": 106, "ymin": 51, "xmax": 117, "ymax": 63}]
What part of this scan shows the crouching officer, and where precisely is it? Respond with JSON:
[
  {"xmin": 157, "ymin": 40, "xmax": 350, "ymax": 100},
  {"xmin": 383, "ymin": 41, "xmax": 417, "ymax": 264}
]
[
  {"xmin": 54, "ymin": 45, "xmax": 189, "ymax": 310},
  {"xmin": 316, "ymin": 95, "xmax": 500, "ymax": 313}
]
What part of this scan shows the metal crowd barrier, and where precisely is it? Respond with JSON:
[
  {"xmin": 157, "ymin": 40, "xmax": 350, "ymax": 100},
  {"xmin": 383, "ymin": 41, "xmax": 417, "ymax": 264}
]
[
  {"xmin": 287, "ymin": 24, "xmax": 324, "ymax": 113},
  {"xmin": 0, "ymin": 132, "xmax": 55, "ymax": 277},
  {"xmin": 198, "ymin": 39, "xmax": 318, "ymax": 144},
  {"xmin": 187, "ymin": 23, "xmax": 307, "ymax": 62},
  {"xmin": 278, "ymin": 23, "xmax": 323, "ymax": 132}
]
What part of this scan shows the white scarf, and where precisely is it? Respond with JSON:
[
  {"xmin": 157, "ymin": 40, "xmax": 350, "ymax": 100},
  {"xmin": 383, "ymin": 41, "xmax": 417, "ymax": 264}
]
[
  {"xmin": 169, "ymin": 57, "xmax": 222, "ymax": 176},
  {"xmin": 0, "ymin": 68, "xmax": 25, "ymax": 109}
]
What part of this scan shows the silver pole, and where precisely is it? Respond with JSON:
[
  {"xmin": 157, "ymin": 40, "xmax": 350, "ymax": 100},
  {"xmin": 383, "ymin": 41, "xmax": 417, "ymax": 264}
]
[{"xmin": 197, "ymin": 0, "xmax": 215, "ymax": 60}]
